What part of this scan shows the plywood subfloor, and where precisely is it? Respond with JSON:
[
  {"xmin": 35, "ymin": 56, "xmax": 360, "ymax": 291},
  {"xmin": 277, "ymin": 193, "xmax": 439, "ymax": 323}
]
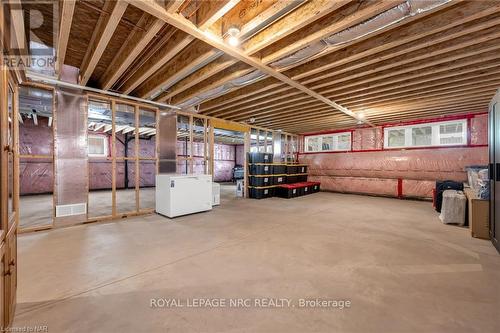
[{"xmin": 14, "ymin": 192, "xmax": 500, "ymax": 332}]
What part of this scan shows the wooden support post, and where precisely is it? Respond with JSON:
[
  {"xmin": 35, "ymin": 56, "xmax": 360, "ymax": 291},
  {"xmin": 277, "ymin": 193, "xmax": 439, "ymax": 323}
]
[
  {"xmin": 111, "ymin": 100, "xmax": 117, "ymax": 217},
  {"xmin": 135, "ymin": 106, "xmax": 140, "ymax": 212}
]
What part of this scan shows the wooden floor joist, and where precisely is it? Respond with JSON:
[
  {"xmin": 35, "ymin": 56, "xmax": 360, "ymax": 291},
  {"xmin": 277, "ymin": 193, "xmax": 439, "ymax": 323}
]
[
  {"xmin": 126, "ymin": 0, "xmax": 372, "ymax": 126},
  {"xmin": 44, "ymin": 0, "xmax": 500, "ymax": 133}
]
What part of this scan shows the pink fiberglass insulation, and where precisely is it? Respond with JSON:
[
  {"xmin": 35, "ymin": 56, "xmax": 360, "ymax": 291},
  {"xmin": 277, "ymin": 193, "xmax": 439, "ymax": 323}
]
[
  {"xmin": 19, "ymin": 118, "xmax": 53, "ymax": 156},
  {"xmin": 470, "ymin": 113, "xmax": 488, "ymax": 145},
  {"xmin": 214, "ymin": 160, "xmax": 236, "ymax": 182},
  {"xmin": 176, "ymin": 142, "xmax": 237, "ymax": 181},
  {"xmin": 88, "ymin": 160, "xmax": 113, "ymax": 190},
  {"xmin": 352, "ymin": 127, "xmax": 383, "ymax": 151},
  {"xmin": 309, "ymin": 176, "xmax": 398, "ymax": 197},
  {"xmin": 128, "ymin": 160, "xmax": 156, "ymax": 187},
  {"xmin": 300, "ymin": 112, "xmax": 488, "ymax": 199},
  {"xmin": 402, "ymin": 180, "xmax": 435, "ymax": 198},
  {"xmin": 236, "ymin": 145, "xmax": 245, "ymax": 165},
  {"xmin": 301, "ymin": 147, "xmax": 488, "ymax": 181},
  {"xmin": 19, "ymin": 159, "xmax": 53, "ymax": 195}
]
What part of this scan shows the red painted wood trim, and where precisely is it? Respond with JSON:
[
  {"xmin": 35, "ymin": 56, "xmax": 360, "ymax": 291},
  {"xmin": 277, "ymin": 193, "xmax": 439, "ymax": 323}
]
[
  {"xmin": 301, "ymin": 112, "xmax": 488, "ymax": 136},
  {"xmin": 298, "ymin": 144, "xmax": 488, "ymax": 155},
  {"xmin": 397, "ymin": 178, "xmax": 403, "ymax": 199}
]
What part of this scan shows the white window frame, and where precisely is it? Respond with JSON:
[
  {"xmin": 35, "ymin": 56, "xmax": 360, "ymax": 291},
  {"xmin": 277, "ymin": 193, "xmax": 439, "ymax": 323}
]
[
  {"xmin": 383, "ymin": 119, "xmax": 467, "ymax": 149},
  {"xmin": 305, "ymin": 132, "xmax": 352, "ymax": 152},
  {"xmin": 88, "ymin": 134, "xmax": 109, "ymax": 157}
]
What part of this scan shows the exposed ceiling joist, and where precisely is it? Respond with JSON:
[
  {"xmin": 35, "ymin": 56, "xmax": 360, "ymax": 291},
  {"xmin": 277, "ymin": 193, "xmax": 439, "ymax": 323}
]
[
  {"xmin": 126, "ymin": 0, "xmax": 371, "ymax": 126},
  {"xmin": 153, "ymin": 0, "xmax": 308, "ymax": 102},
  {"xmin": 201, "ymin": 2, "xmax": 500, "ymax": 113},
  {"xmin": 166, "ymin": 0, "xmax": 185, "ymax": 13},
  {"xmin": 101, "ymin": 16, "xmax": 165, "ymax": 90},
  {"xmin": 80, "ymin": 1, "xmax": 129, "ymax": 85},
  {"xmin": 122, "ymin": 0, "xmax": 239, "ymax": 95},
  {"xmin": 155, "ymin": 0, "xmax": 352, "ymax": 103},
  {"xmin": 56, "ymin": 0, "xmax": 76, "ymax": 76}
]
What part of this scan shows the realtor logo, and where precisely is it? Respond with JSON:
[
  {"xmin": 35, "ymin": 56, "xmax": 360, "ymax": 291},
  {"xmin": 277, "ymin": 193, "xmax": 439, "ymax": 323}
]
[{"xmin": 2, "ymin": 0, "xmax": 58, "ymax": 72}]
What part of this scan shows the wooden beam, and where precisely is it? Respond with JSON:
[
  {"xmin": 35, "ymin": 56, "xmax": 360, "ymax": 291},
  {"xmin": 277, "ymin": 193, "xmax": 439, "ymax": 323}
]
[
  {"xmin": 94, "ymin": 123, "xmax": 106, "ymax": 132},
  {"xmin": 156, "ymin": 0, "xmax": 351, "ymax": 102},
  {"xmin": 214, "ymin": 32, "xmax": 500, "ymax": 117},
  {"xmin": 124, "ymin": 0, "xmax": 370, "ymax": 124},
  {"xmin": 200, "ymin": 1, "xmax": 499, "ymax": 112},
  {"xmin": 166, "ymin": 1, "xmax": 185, "ymax": 13},
  {"xmin": 80, "ymin": 1, "xmax": 128, "ymax": 85},
  {"xmin": 121, "ymin": 0, "xmax": 236, "ymax": 95},
  {"xmin": 100, "ymin": 16, "xmax": 164, "ymax": 90},
  {"xmin": 134, "ymin": 40, "xmax": 221, "ymax": 98},
  {"xmin": 120, "ymin": 29, "xmax": 194, "ymax": 94},
  {"xmin": 196, "ymin": 0, "xmax": 240, "ymax": 30},
  {"xmin": 56, "ymin": 0, "xmax": 76, "ymax": 75}
]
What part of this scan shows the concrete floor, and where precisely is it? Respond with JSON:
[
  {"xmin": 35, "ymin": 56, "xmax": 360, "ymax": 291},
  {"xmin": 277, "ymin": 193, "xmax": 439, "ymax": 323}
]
[
  {"xmin": 19, "ymin": 188, "xmax": 155, "ymax": 229},
  {"xmin": 13, "ymin": 192, "xmax": 500, "ymax": 332}
]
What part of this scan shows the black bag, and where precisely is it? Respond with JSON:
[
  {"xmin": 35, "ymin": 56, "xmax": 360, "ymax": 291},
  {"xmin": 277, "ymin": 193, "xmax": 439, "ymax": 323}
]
[{"xmin": 435, "ymin": 180, "xmax": 463, "ymax": 212}]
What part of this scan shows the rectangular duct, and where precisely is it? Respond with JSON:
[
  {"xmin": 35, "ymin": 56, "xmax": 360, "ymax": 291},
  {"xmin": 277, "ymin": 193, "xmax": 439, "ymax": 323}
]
[
  {"xmin": 54, "ymin": 65, "xmax": 89, "ymax": 226},
  {"xmin": 158, "ymin": 111, "xmax": 177, "ymax": 174}
]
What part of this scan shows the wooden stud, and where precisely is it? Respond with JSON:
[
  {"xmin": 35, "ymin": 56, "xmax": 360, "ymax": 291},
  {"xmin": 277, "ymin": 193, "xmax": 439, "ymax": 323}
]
[{"xmin": 56, "ymin": 0, "xmax": 76, "ymax": 75}]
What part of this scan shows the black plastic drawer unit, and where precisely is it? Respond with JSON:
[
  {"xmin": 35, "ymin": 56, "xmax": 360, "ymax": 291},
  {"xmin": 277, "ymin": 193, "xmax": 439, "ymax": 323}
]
[
  {"xmin": 249, "ymin": 186, "xmax": 275, "ymax": 199},
  {"xmin": 273, "ymin": 164, "xmax": 287, "ymax": 175},
  {"xmin": 272, "ymin": 175, "xmax": 287, "ymax": 185},
  {"xmin": 249, "ymin": 175, "xmax": 273, "ymax": 187},
  {"xmin": 247, "ymin": 152, "xmax": 273, "ymax": 164},
  {"xmin": 249, "ymin": 164, "xmax": 273, "ymax": 175}
]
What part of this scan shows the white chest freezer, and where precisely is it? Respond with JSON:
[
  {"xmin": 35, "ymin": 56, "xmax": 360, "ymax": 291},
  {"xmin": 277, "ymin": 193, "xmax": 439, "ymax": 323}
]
[{"xmin": 156, "ymin": 174, "xmax": 213, "ymax": 218}]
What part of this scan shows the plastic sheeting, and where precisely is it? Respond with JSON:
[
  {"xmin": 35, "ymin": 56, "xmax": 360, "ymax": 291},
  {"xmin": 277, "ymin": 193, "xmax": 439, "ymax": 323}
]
[
  {"xmin": 301, "ymin": 145, "xmax": 488, "ymax": 199},
  {"xmin": 54, "ymin": 86, "xmax": 88, "ymax": 225},
  {"xmin": 308, "ymin": 176, "xmax": 399, "ymax": 197},
  {"xmin": 301, "ymin": 147, "xmax": 488, "ymax": 181},
  {"xmin": 19, "ymin": 118, "xmax": 53, "ymax": 155},
  {"xmin": 19, "ymin": 159, "xmax": 53, "ymax": 195},
  {"xmin": 352, "ymin": 127, "xmax": 383, "ymax": 151},
  {"xmin": 402, "ymin": 179, "xmax": 434, "ymax": 198},
  {"xmin": 128, "ymin": 160, "xmax": 156, "ymax": 187},
  {"xmin": 470, "ymin": 113, "xmax": 488, "ymax": 145},
  {"xmin": 214, "ymin": 161, "xmax": 236, "ymax": 182}
]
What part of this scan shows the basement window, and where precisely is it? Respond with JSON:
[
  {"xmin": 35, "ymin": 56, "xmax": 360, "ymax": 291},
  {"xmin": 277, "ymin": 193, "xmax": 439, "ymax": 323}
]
[
  {"xmin": 384, "ymin": 119, "xmax": 467, "ymax": 149},
  {"xmin": 88, "ymin": 135, "xmax": 109, "ymax": 157},
  {"xmin": 305, "ymin": 132, "xmax": 351, "ymax": 152}
]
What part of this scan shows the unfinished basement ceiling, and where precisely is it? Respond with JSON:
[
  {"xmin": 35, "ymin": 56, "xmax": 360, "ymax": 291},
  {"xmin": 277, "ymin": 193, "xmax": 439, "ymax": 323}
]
[{"xmin": 30, "ymin": 0, "xmax": 500, "ymax": 133}]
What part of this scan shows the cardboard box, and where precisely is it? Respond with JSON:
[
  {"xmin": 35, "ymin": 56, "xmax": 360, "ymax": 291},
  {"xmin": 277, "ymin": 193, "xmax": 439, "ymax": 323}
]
[{"xmin": 464, "ymin": 188, "xmax": 490, "ymax": 240}]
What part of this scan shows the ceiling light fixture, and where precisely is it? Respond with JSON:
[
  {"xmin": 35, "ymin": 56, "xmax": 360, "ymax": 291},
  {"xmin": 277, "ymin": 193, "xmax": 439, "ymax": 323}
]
[{"xmin": 226, "ymin": 26, "xmax": 241, "ymax": 47}]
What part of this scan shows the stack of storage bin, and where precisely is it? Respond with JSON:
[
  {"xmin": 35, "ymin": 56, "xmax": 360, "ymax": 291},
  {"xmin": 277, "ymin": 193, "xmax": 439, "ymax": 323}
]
[
  {"xmin": 248, "ymin": 152, "xmax": 320, "ymax": 199},
  {"xmin": 248, "ymin": 152, "xmax": 275, "ymax": 199}
]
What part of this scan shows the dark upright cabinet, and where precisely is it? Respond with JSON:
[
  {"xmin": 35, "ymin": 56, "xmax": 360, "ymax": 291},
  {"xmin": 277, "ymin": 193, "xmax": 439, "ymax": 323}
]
[{"xmin": 489, "ymin": 89, "xmax": 500, "ymax": 253}]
